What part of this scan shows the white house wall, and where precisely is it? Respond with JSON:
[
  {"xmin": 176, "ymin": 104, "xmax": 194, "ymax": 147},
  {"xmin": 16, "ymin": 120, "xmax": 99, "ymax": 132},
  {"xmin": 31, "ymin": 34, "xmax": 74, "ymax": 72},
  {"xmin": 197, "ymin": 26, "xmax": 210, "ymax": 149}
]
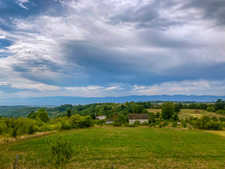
[{"xmin": 129, "ymin": 119, "xmax": 148, "ymax": 124}]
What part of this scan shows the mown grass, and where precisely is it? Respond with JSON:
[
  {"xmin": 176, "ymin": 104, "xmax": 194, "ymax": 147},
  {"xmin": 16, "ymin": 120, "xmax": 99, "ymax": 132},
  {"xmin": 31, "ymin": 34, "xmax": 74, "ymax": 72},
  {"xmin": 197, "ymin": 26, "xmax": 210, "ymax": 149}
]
[{"xmin": 0, "ymin": 127, "xmax": 225, "ymax": 168}]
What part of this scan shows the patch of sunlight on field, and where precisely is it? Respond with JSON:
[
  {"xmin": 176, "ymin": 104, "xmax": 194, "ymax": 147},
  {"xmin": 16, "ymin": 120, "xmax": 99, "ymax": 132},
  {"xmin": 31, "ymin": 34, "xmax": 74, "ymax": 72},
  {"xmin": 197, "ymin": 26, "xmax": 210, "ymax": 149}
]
[
  {"xmin": 146, "ymin": 109, "xmax": 225, "ymax": 119},
  {"xmin": 206, "ymin": 131, "xmax": 225, "ymax": 137},
  {"xmin": 147, "ymin": 109, "xmax": 161, "ymax": 113}
]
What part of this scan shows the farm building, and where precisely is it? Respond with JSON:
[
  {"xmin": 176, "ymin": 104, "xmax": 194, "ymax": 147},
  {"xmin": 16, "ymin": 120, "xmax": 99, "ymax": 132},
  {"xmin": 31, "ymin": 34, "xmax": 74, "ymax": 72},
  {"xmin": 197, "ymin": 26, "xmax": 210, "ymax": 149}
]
[
  {"xmin": 96, "ymin": 116, "xmax": 107, "ymax": 120},
  {"xmin": 106, "ymin": 118, "xmax": 114, "ymax": 124},
  {"xmin": 128, "ymin": 114, "xmax": 149, "ymax": 124}
]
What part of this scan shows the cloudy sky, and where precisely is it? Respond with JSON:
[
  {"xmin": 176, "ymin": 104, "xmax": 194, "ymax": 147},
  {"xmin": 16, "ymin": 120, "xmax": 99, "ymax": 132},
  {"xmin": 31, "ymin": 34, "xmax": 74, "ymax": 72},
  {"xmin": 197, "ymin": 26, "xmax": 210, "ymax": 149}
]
[{"xmin": 0, "ymin": 0, "xmax": 225, "ymax": 99}]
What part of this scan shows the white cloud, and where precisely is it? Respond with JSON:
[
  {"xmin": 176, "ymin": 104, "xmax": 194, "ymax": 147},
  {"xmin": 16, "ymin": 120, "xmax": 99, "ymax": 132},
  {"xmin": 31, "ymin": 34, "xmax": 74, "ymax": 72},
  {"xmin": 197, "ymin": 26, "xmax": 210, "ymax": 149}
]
[
  {"xmin": 17, "ymin": 0, "xmax": 29, "ymax": 3},
  {"xmin": 131, "ymin": 80, "xmax": 225, "ymax": 96},
  {"xmin": 0, "ymin": 0, "xmax": 225, "ymax": 98}
]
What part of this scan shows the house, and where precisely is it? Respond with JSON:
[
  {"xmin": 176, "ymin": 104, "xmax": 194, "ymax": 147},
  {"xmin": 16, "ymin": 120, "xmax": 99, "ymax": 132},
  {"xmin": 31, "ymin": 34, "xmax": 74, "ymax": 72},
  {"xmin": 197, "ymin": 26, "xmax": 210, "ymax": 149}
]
[
  {"xmin": 106, "ymin": 118, "xmax": 114, "ymax": 124},
  {"xmin": 96, "ymin": 115, "xmax": 106, "ymax": 120},
  {"xmin": 128, "ymin": 114, "xmax": 149, "ymax": 124}
]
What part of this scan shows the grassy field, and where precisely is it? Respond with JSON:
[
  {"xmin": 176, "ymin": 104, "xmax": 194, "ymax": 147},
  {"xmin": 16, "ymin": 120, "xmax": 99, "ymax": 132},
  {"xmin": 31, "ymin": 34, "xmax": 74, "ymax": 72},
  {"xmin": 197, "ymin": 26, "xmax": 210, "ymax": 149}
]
[
  {"xmin": 0, "ymin": 127, "xmax": 225, "ymax": 169},
  {"xmin": 147, "ymin": 109, "xmax": 225, "ymax": 119}
]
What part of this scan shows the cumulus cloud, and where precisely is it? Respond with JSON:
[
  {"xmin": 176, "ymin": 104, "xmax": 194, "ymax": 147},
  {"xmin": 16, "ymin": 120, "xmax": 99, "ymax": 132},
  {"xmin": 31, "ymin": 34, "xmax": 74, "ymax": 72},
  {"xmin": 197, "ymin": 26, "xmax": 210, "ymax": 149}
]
[{"xmin": 0, "ymin": 0, "xmax": 225, "ymax": 98}]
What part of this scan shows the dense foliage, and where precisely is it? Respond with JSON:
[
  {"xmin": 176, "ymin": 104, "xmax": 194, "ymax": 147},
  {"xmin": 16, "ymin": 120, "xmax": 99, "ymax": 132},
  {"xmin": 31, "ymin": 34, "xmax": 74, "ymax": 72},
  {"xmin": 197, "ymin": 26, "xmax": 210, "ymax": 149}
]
[{"xmin": 0, "ymin": 99, "xmax": 225, "ymax": 139}]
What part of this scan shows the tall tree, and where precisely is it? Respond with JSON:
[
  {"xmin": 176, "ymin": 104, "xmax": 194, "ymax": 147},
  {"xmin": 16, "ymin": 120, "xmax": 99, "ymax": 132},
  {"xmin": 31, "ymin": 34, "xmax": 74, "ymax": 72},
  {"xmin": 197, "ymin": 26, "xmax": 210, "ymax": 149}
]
[
  {"xmin": 67, "ymin": 108, "xmax": 72, "ymax": 118},
  {"xmin": 215, "ymin": 99, "xmax": 225, "ymax": 111},
  {"xmin": 162, "ymin": 102, "xmax": 175, "ymax": 120},
  {"xmin": 36, "ymin": 108, "xmax": 49, "ymax": 122}
]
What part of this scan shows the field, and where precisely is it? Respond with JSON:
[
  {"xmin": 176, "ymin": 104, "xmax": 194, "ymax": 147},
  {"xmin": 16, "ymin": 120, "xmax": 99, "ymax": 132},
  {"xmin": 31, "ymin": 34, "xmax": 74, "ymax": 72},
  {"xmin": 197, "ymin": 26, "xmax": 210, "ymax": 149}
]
[
  {"xmin": 0, "ymin": 127, "xmax": 225, "ymax": 169},
  {"xmin": 147, "ymin": 109, "xmax": 225, "ymax": 119}
]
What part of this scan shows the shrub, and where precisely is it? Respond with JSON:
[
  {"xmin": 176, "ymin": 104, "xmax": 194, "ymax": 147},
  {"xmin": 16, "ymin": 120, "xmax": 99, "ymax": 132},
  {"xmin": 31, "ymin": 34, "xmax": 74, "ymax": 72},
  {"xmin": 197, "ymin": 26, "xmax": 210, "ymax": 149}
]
[
  {"xmin": 0, "ymin": 122, "xmax": 7, "ymax": 135},
  {"xmin": 173, "ymin": 114, "xmax": 179, "ymax": 121},
  {"xmin": 172, "ymin": 121, "xmax": 177, "ymax": 127},
  {"xmin": 49, "ymin": 135, "xmax": 73, "ymax": 169},
  {"xmin": 97, "ymin": 119, "xmax": 106, "ymax": 126},
  {"xmin": 207, "ymin": 106, "xmax": 215, "ymax": 112},
  {"xmin": 11, "ymin": 126, "xmax": 19, "ymax": 138},
  {"xmin": 78, "ymin": 116, "xmax": 92, "ymax": 128},
  {"xmin": 61, "ymin": 121, "xmax": 72, "ymax": 129},
  {"xmin": 155, "ymin": 112, "xmax": 161, "ymax": 118},
  {"xmin": 162, "ymin": 121, "xmax": 169, "ymax": 127},
  {"xmin": 141, "ymin": 121, "xmax": 149, "ymax": 126},
  {"xmin": 219, "ymin": 117, "xmax": 225, "ymax": 122},
  {"xmin": 216, "ymin": 110, "xmax": 225, "ymax": 115},
  {"xmin": 133, "ymin": 121, "xmax": 140, "ymax": 126},
  {"xmin": 211, "ymin": 116, "xmax": 218, "ymax": 122},
  {"xmin": 181, "ymin": 121, "xmax": 187, "ymax": 128},
  {"xmin": 113, "ymin": 122, "xmax": 121, "ymax": 127},
  {"xmin": 126, "ymin": 124, "xmax": 135, "ymax": 127},
  {"xmin": 28, "ymin": 125, "xmax": 36, "ymax": 135}
]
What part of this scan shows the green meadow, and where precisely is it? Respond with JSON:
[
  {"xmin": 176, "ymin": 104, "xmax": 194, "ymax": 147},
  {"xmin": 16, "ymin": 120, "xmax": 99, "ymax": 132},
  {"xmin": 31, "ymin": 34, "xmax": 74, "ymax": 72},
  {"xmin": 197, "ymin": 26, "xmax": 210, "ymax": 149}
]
[
  {"xmin": 147, "ymin": 108, "xmax": 225, "ymax": 119},
  {"xmin": 0, "ymin": 127, "xmax": 225, "ymax": 169}
]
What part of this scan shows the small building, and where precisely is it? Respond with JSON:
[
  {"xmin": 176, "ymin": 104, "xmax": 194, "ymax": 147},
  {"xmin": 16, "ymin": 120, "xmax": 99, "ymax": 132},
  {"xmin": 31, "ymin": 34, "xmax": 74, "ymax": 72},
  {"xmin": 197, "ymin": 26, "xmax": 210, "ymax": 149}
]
[
  {"xmin": 128, "ymin": 114, "xmax": 149, "ymax": 124},
  {"xmin": 106, "ymin": 118, "xmax": 114, "ymax": 124},
  {"xmin": 96, "ymin": 116, "xmax": 106, "ymax": 120}
]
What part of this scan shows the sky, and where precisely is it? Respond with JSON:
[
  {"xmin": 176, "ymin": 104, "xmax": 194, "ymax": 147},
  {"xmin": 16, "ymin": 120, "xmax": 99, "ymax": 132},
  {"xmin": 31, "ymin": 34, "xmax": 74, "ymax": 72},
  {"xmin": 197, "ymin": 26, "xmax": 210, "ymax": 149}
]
[{"xmin": 0, "ymin": 0, "xmax": 225, "ymax": 99}]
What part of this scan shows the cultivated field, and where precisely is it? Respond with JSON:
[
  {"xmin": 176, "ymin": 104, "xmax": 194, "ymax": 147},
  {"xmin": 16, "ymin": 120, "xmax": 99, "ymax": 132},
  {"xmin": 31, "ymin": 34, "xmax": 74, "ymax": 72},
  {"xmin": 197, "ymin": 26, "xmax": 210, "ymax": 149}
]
[
  {"xmin": 0, "ymin": 127, "xmax": 225, "ymax": 169},
  {"xmin": 147, "ymin": 109, "xmax": 225, "ymax": 119}
]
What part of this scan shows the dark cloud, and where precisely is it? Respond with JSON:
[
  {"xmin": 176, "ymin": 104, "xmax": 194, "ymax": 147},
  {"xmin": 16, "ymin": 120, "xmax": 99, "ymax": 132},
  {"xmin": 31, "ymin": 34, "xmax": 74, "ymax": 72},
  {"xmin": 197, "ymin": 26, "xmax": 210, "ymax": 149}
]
[
  {"xmin": 138, "ymin": 30, "xmax": 197, "ymax": 49},
  {"xmin": 183, "ymin": 0, "xmax": 225, "ymax": 26},
  {"xmin": 109, "ymin": 0, "xmax": 184, "ymax": 29},
  {"xmin": 164, "ymin": 63, "xmax": 225, "ymax": 81}
]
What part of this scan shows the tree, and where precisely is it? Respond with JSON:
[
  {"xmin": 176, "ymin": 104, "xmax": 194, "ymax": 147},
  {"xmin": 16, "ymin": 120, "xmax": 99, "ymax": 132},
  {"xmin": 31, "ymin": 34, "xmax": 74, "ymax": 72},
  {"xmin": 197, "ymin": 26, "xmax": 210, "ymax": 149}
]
[
  {"xmin": 215, "ymin": 99, "xmax": 225, "ymax": 111},
  {"xmin": 27, "ymin": 111, "xmax": 36, "ymax": 119},
  {"xmin": 67, "ymin": 108, "xmax": 71, "ymax": 118},
  {"xmin": 162, "ymin": 102, "xmax": 174, "ymax": 120},
  {"xmin": 36, "ymin": 109, "xmax": 49, "ymax": 122},
  {"xmin": 174, "ymin": 103, "xmax": 181, "ymax": 113},
  {"xmin": 132, "ymin": 105, "xmax": 144, "ymax": 114}
]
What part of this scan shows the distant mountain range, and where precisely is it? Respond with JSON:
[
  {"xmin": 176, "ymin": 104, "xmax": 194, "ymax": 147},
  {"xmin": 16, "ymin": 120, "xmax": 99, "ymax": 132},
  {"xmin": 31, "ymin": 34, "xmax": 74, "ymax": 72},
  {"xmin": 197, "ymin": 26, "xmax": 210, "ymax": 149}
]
[{"xmin": 0, "ymin": 95, "xmax": 225, "ymax": 106}]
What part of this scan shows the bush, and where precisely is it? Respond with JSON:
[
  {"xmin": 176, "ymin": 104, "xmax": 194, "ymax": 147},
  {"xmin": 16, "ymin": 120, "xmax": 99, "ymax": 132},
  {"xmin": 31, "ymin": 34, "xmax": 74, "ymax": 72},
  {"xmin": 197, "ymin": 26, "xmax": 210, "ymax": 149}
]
[
  {"xmin": 78, "ymin": 116, "xmax": 92, "ymax": 128},
  {"xmin": 0, "ymin": 122, "xmax": 7, "ymax": 135},
  {"xmin": 49, "ymin": 135, "xmax": 73, "ymax": 169},
  {"xmin": 219, "ymin": 117, "xmax": 225, "ymax": 122},
  {"xmin": 211, "ymin": 116, "xmax": 218, "ymax": 122},
  {"xmin": 173, "ymin": 114, "xmax": 179, "ymax": 121},
  {"xmin": 61, "ymin": 121, "xmax": 72, "ymax": 129},
  {"xmin": 162, "ymin": 121, "xmax": 169, "ymax": 127},
  {"xmin": 126, "ymin": 124, "xmax": 135, "ymax": 127},
  {"xmin": 97, "ymin": 119, "xmax": 106, "ymax": 126},
  {"xmin": 181, "ymin": 121, "xmax": 187, "ymax": 128},
  {"xmin": 216, "ymin": 110, "xmax": 225, "ymax": 115},
  {"xmin": 141, "ymin": 121, "xmax": 149, "ymax": 126},
  {"xmin": 172, "ymin": 121, "xmax": 177, "ymax": 127},
  {"xmin": 113, "ymin": 122, "xmax": 121, "ymax": 127},
  {"xmin": 11, "ymin": 126, "xmax": 19, "ymax": 138},
  {"xmin": 133, "ymin": 121, "xmax": 140, "ymax": 126},
  {"xmin": 28, "ymin": 125, "xmax": 36, "ymax": 135},
  {"xmin": 207, "ymin": 106, "xmax": 215, "ymax": 112}
]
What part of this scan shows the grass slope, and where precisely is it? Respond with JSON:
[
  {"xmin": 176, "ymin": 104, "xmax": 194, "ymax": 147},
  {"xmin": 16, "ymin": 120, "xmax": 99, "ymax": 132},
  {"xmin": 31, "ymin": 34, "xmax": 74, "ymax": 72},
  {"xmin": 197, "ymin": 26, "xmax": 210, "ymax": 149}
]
[
  {"xmin": 147, "ymin": 109, "xmax": 225, "ymax": 119},
  {"xmin": 0, "ymin": 127, "xmax": 225, "ymax": 169}
]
